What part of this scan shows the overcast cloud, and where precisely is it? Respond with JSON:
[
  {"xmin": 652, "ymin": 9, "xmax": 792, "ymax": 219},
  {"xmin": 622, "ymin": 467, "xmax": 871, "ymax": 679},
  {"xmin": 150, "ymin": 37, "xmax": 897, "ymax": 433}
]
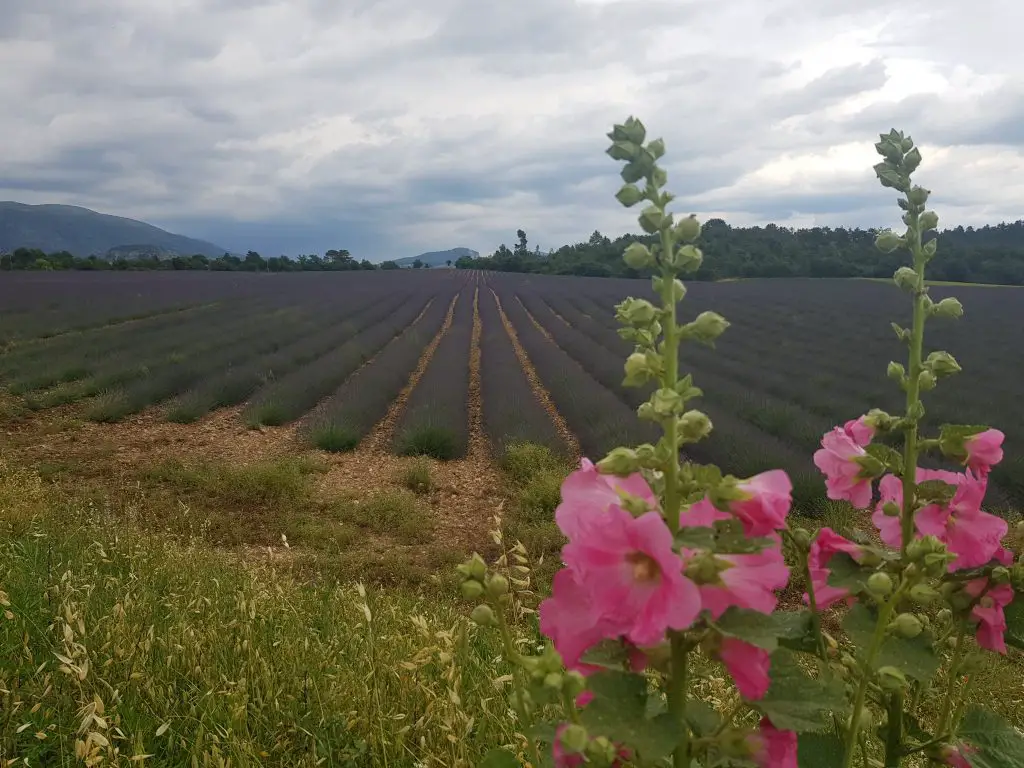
[{"xmin": 1, "ymin": 0, "xmax": 1022, "ymax": 260}]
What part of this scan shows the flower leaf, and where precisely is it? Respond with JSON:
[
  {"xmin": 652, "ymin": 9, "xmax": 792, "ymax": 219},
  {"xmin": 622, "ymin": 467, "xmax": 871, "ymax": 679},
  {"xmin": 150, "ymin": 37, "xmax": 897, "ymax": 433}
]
[
  {"xmin": 842, "ymin": 603, "xmax": 939, "ymax": 681},
  {"xmin": 753, "ymin": 649, "xmax": 849, "ymax": 733},
  {"xmin": 713, "ymin": 608, "xmax": 814, "ymax": 651},
  {"xmin": 958, "ymin": 707, "xmax": 1024, "ymax": 768},
  {"xmin": 863, "ymin": 443, "xmax": 904, "ymax": 473},
  {"xmin": 580, "ymin": 670, "xmax": 682, "ymax": 759},
  {"xmin": 797, "ymin": 729, "xmax": 845, "ymax": 768},
  {"xmin": 1003, "ymin": 591, "xmax": 1024, "ymax": 651},
  {"xmin": 825, "ymin": 552, "xmax": 872, "ymax": 592},
  {"xmin": 685, "ymin": 700, "xmax": 720, "ymax": 737}
]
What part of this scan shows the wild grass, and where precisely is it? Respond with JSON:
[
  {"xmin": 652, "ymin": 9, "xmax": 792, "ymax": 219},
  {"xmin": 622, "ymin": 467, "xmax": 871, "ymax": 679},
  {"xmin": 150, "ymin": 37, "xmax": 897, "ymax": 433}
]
[
  {"xmin": 336, "ymin": 488, "xmax": 435, "ymax": 545},
  {"xmin": 399, "ymin": 457, "xmax": 433, "ymax": 494},
  {"xmin": 307, "ymin": 420, "xmax": 361, "ymax": 452},
  {"xmin": 0, "ymin": 459, "xmax": 529, "ymax": 766},
  {"xmin": 396, "ymin": 423, "xmax": 460, "ymax": 461}
]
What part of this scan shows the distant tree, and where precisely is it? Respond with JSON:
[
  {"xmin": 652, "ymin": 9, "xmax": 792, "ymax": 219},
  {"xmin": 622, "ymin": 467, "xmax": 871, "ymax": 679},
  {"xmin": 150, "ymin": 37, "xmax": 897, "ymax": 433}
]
[
  {"xmin": 326, "ymin": 249, "xmax": 356, "ymax": 270},
  {"xmin": 446, "ymin": 259, "xmax": 452, "ymax": 267},
  {"xmin": 243, "ymin": 250, "xmax": 265, "ymax": 271},
  {"xmin": 358, "ymin": 259, "xmax": 376, "ymax": 270},
  {"xmin": 413, "ymin": 259, "xmax": 424, "ymax": 269},
  {"xmin": 380, "ymin": 260, "xmax": 400, "ymax": 270},
  {"xmin": 514, "ymin": 229, "xmax": 529, "ymax": 256}
]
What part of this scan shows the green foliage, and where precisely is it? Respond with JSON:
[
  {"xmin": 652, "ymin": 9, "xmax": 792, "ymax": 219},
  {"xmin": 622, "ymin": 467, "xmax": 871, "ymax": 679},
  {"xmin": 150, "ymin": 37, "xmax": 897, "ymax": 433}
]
[
  {"xmin": 309, "ymin": 421, "xmax": 361, "ymax": 452},
  {"xmin": 579, "ymin": 671, "xmax": 682, "ymax": 760},
  {"xmin": 338, "ymin": 489, "xmax": 434, "ymax": 545},
  {"xmin": 400, "ymin": 457, "xmax": 433, "ymax": 494},
  {"xmin": 843, "ymin": 603, "xmax": 940, "ymax": 682},
  {"xmin": 754, "ymin": 650, "xmax": 850, "ymax": 733},
  {"xmin": 397, "ymin": 424, "xmax": 459, "ymax": 461},
  {"xmin": 500, "ymin": 440, "xmax": 570, "ymax": 484},
  {"xmin": 957, "ymin": 708, "xmax": 1024, "ymax": 768}
]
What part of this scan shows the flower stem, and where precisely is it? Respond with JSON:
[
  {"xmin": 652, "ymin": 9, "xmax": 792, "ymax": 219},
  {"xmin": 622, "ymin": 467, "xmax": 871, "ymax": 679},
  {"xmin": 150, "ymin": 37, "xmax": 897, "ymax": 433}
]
[
  {"xmin": 798, "ymin": 542, "xmax": 829, "ymax": 663},
  {"xmin": 669, "ymin": 633, "xmax": 690, "ymax": 768},
  {"xmin": 899, "ymin": 205, "xmax": 926, "ymax": 556},
  {"xmin": 843, "ymin": 597, "xmax": 898, "ymax": 768},
  {"xmin": 659, "ymin": 232, "xmax": 682, "ymax": 535},
  {"xmin": 884, "ymin": 690, "xmax": 904, "ymax": 767},
  {"xmin": 935, "ymin": 624, "xmax": 967, "ymax": 738},
  {"xmin": 494, "ymin": 605, "xmax": 542, "ymax": 767}
]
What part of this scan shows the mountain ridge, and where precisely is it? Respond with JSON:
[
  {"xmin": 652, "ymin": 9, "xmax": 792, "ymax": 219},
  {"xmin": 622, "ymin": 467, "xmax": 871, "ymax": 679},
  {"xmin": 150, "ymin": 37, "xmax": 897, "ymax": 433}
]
[
  {"xmin": 0, "ymin": 201, "xmax": 228, "ymax": 259},
  {"xmin": 392, "ymin": 247, "xmax": 478, "ymax": 267}
]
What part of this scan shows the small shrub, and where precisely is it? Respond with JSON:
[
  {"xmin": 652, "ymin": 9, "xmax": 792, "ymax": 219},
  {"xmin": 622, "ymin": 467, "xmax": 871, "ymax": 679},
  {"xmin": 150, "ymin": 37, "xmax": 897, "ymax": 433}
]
[
  {"xmin": 500, "ymin": 440, "xmax": 569, "ymax": 484},
  {"xmin": 85, "ymin": 390, "xmax": 132, "ymax": 423},
  {"xmin": 397, "ymin": 424, "xmax": 458, "ymax": 461},
  {"xmin": 244, "ymin": 399, "xmax": 290, "ymax": 428},
  {"xmin": 309, "ymin": 422, "xmax": 360, "ymax": 452},
  {"xmin": 399, "ymin": 458, "xmax": 433, "ymax": 494},
  {"xmin": 339, "ymin": 489, "xmax": 434, "ymax": 545},
  {"xmin": 516, "ymin": 469, "xmax": 564, "ymax": 525}
]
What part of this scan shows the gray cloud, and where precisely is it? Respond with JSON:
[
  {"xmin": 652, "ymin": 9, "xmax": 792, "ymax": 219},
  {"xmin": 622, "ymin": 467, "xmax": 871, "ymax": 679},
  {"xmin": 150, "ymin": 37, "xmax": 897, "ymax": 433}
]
[{"xmin": 0, "ymin": 0, "xmax": 1020, "ymax": 259}]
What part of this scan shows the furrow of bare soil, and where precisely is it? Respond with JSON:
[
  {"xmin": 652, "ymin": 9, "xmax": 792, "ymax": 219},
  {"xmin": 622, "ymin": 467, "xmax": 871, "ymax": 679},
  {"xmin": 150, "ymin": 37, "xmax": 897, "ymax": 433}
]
[
  {"xmin": 359, "ymin": 292, "xmax": 461, "ymax": 455},
  {"xmin": 540, "ymin": 297, "xmax": 573, "ymax": 328},
  {"xmin": 493, "ymin": 289, "xmax": 581, "ymax": 460},
  {"xmin": 466, "ymin": 284, "xmax": 487, "ymax": 463}
]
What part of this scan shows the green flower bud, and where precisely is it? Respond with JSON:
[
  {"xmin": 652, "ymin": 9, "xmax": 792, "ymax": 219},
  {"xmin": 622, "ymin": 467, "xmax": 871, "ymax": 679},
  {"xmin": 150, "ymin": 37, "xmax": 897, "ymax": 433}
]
[
  {"xmin": 683, "ymin": 311, "xmax": 730, "ymax": 347},
  {"xmin": 460, "ymin": 579, "xmax": 485, "ymax": 600},
  {"xmin": 910, "ymin": 583, "xmax": 939, "ymax": 604},
  {"xmin": 992, "ymin": 566, "xmax": 1011, "ymax": 585},
  {"xmin": 932, "ymin": 297, "xmax": 963, "ymax": 320},
  {"xmin": 1014, "ymin": 520, "xmax": 1024, "ymax": 543},
  {"xmin": 624, "ymin": 352, "xmax": 653, "ymax": 385},
  {"xmin": 893, "ymin": 266, "xmax": 918, "ymax": 291},
  {"xmin": 918, "ymin": 370, "xmax": 937, "ymax": 391},
  {"xmin": 877, "ymin": 230, "xmax": 906, "ymax": 253},
  {"xmin": 606, "ymin": 140, "xmax": 640, "ymax": 162},
  {"xmin": 887, "ymin": 361, "xmax": 906, "ymax": 383},
  {"xmin": 616, "ymin": 296, "xmax": 659, "ymax": 326},
  {"xmin": 919, "ymin": 210, "xmax": 939, "ymax": 231},
  {"xmin": 903, "ymin": 147, "xmax": 922, "ymax": 174},
  {"xmin": 621, "ymin": 117, "xmax": 646, "ymax": 145},
  {"xmin": 647, "ymin": 137, "xmax": 665, "ymax": 159},
  {"xmin": 487, "ymin": 574, "xmax": 510, "ymax": 597},
  {"xmin": 878, "ymin": 665, "xmax": 909, "ymax": 691},
  {"xmin": 650, "ymin": 387, "xmax": 683, "ymax": 418},
  {"xmin": 596, "ymin": 447, "xmax": 640, "ymax": 475},
  {"xmin": 936, "ymin": 608, "xmax": 952, "ymax": 624},
  {"xmin": 470, "ymin": 604, "xmax": 497, "ymax": 627},
  {"xmin": 891, "ymin": 613, "xmax": 924, "ymax": 638},
  {"xmin": 926, "ymin": 351, "xmax": 961, "ymax": 377},
  {"xmin": 565, "ymin": 670, "xmax": 587, "ymax": 697},
  {"xmin": 587, "ymin": 736, "xmax": 619, "ymax": 764},
  {"xmin": 1012, "ymin": 563, "xmax": 1024, "ymax": 591},
  {"xmin": 457, "ymin": 553, "xmax": 488, "ymax": 582},
  {"xmin": 882, "ymin": 501, "xmax": 901, "ymax": 518},
  {"xmin": 868, "ymin": 571, "xmax": 894, "ymax": 597},
  {"xmin": 939, "ymin": 581, "xmax": 959, "ymax": 600},
  {"xmin": 615, "ymin": 184, "xmax": 645, "ymax": 208},
  {"xmin": 670, "ymin": 243, "xmax": 704, "ymax": 272},
  {"xmin": 638, "ymin": 205, "xmax": 666, "ymax": 234},
  {"xmin": 674, "ymin": 214, "xmax": 702, "ymax": 242},
  {"xmin": 559, "ymin": 724, "xmax": 589, "ymax": 755},
  {"xmin": 543, "ymin": 671, "xmax": 563, "ymax": 689},
  {"xmin": 637, "ymin": 402, "xmax": 656, "ymax": 421},
  {"xmin": 923, "ymin": 239, "xmax": 937, "ymax": 258},
  {"xmin": 841, "ymin": 653, "xmax": 858, "ymax": 670},
  {"xmin": 678, "ymin": 409, "xmax": 712, "ymax": 442},
  {"xmin": 635, "ymin": 443, "xmax": 658, "ymax": 466},
  {"xmin": 622, "ymin": 241, "xmax": 653, "ymax": 268},
  {"xmin": 908, "ymin": 186, "xmax": 931, "ymax": 206},
  {"xmin": 791, "ymin": 527, "xmax": 811, "ymax": 549},
  {"xmin": 620, "ymin": 494, "xmax": 651, "ymax": 516}
]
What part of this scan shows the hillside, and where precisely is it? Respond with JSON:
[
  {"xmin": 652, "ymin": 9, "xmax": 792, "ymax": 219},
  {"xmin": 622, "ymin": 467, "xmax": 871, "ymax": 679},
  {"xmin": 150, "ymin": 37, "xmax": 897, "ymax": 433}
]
[
  {"xmin": 0, "ymin": 202, "xmax": 228, "ymax": 259},
  {"xmin": 393, "ymin": 247, "xmax": 478, "ymax": 268}
]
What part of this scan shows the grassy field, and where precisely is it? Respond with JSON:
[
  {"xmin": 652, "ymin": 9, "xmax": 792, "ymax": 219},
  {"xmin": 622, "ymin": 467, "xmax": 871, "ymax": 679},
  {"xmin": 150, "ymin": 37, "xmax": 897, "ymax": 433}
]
[{"xmin": 1, "ymin": 270, "xmax": 1023, "ymax": 763}]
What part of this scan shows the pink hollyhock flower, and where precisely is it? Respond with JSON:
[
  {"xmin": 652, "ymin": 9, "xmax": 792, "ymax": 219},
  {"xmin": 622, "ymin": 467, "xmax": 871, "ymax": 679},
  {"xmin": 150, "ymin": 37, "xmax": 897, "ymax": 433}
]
[
  {"xmin": 965, "ymin": 578, "xmax": 1015, "ymax": 654},
  {"xmin": 679, "ymin": 496, "xmax": 731, "ymax": 528},
  {"xmin": 870, "ymin": 469, "xmax": 961, "ymax": 549},
  {"xmin": 539, "ymin": 568, "xmax": 622, "ymax": 672},
  {"xmin": 844, "ymin": 415, "xmax": 875, "ymax": 447},
  {"xmin": 806, "ymin": 527, "xmax": 863, "ymax": 610},
  {"xmin": 939, "ymin": 744, "xmax": 978, "ymax": 768},
  {"xmin": 727, "ymin": 470, "xmax": 793, "ymax": 536},
  {"xmin": 555, "ymin": 458, "xmax": 658, "ymax": 540},
  {"xmin": 916, "ymin": 471, "xmax": 1008, "ymax": 570},
  {"xmin": 562, "ymin": 506, "xmax": 701, "ymax": 647},
  {"xmin": 814, "ymin": 426, "xmax": 874, "ymax": 508},
  {"xmin": 720, "ymin": 638, "xmax": 771, "ymax": 699},
  {"xmin": 693, "ymin": 545, "xmax": 790, "ymax": 619},
  {"xmin": 964, "ymin": 428, "xmax": 1004, "ymax": 475},
  {"xmin": 748, "ymin": 718, "xmax": 798, "ymax": 768}
]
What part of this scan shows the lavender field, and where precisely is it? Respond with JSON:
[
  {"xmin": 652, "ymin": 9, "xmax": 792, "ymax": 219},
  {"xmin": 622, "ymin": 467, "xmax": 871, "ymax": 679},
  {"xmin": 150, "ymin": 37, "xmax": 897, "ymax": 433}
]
[{"xmin": 0, "ymin": 270, "xmax": 1020, "ymax": 511}]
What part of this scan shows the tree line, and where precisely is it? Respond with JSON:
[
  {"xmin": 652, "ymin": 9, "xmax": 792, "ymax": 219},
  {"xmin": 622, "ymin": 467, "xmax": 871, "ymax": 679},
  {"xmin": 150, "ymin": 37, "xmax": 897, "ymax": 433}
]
[
  {"xmin": 7, "ymin": 219, "xmax": 1024, "ymax": 284},
  {"xmin": 454, "ymin": 221, "xmax": 1024, "ymax": 285},
  {"xmin": 0, "ymin": 248, "xmax": 430, "ymax": 272}
]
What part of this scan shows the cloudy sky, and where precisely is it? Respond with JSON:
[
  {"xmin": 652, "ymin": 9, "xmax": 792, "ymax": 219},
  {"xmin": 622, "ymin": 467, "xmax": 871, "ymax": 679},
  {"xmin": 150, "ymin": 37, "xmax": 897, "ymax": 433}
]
[{"xmin": 2, "ymin": 0, "xmax": 1022, "ymax": 261}]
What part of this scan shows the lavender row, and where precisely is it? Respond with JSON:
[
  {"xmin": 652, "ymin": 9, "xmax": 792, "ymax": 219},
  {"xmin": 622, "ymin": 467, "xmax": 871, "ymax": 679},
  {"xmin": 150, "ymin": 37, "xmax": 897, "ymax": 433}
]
[
  {"xmin": 389, "ymin": 287, "xmax": 476, "ymax": 460},
  {"xmin": 478, "ymin": 288, "xmax": 569, "ymax": 459}
]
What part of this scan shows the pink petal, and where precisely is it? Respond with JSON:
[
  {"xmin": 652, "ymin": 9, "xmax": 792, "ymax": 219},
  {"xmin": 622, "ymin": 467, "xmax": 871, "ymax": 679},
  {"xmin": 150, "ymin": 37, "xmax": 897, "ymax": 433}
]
[{"xmin": 719, "ymin": 638, "xmax": 771, "ymax": 699}]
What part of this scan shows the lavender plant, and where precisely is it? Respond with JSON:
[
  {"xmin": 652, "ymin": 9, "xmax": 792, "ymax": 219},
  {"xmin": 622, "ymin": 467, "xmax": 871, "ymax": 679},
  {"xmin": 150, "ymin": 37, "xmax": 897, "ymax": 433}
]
[{"xmin": 458, "ymin": 119, "xmax": 1024, "ymax": 767}]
